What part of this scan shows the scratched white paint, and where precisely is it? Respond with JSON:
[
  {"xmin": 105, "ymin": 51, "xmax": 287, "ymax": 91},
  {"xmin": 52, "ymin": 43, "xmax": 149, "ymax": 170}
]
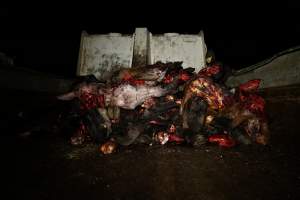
[
  {"xmin": 77, "ymin": 28, "xmax": 207, "ymax": 80},
  {"xmin": 132, "ymin": 28, "xmax": 149, "ymax": 67},
  {"xmin": 149, "ymin": 31, "xmax": 207, "ymax": 72},
  {"xmin": 77, "ymin": 32, "xmax": 134, "ymax": 81}
]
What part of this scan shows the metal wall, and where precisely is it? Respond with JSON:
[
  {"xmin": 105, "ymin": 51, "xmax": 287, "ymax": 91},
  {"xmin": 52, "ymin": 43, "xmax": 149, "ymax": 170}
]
[
  {"xmin": 149, "ymin": 32, "xmax": 206, "ymax": 71},
  {"xmin": 77, "ymin": 32, "xmax": 134, "ymax": 81},
  {"xmin": 77, "ymin": 28, "xmax": 207, "ymax": 80}
]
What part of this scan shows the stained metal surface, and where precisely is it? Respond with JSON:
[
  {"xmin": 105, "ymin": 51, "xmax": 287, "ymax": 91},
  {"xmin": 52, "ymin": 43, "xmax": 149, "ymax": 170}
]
[
  {"xmin": 132, "ymin": 28, "xmax": 149, "ymax": 68},
  {"xmin": 77, "ymin": 28, "xmax": 207, "ymax": 80},
  {"xmin": 77, "ymin": 33, "xmax": 134, "ymax": 81},
  {"xmin": 149, "ymin": 32, "xmax": 206, "ymax": 72}
]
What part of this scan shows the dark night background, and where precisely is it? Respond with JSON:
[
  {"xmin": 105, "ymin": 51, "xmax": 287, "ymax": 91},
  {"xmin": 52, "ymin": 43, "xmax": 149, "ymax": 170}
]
[
  {"xmin": 3, "ymin": 3, "xmax": 300, "ymax": 200},
  {"xmin": 1, "ymin": 2, "xmax": 299, "ymax": 77}
]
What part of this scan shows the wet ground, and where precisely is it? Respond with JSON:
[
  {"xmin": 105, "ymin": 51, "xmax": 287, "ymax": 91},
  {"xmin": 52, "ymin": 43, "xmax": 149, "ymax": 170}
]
[{"xmin": 6, "ymin": 86, "xmax": 300, "ymax": 200}]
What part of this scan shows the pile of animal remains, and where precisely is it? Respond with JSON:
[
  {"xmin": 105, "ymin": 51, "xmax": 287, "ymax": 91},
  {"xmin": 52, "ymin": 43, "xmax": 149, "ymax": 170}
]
[{"xmin": 58, "ymin": 62, "xmax": 269, "ymax": 154}]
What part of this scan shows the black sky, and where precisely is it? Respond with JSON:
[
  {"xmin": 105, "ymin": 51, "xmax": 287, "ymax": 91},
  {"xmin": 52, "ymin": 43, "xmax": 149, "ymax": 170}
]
[{"xmin": 1, "ymin": 2, "xmax": 299, "ymax": 77}]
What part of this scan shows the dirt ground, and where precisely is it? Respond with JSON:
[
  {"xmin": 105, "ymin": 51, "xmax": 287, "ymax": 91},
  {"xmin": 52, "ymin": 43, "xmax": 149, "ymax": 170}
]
[{"xmin": 5, "ymin": 86, "xmax": 300, "ymax": 200}]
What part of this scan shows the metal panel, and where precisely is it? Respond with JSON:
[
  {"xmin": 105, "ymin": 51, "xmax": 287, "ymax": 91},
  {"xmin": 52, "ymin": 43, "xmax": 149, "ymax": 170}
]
[
  {"xmin": 78, "ymin": 33, "xmax": 134, "ymax": 81},
  {"xmin": 77, "ymin": 28, "xmax": 207, "ymax": 80},
  {"xmin": 149, "ymin": 32, "xmax": 207, "ymax": 72},
  {"xmin": 132, "ymin": 28, "xmax": 150, "ymax": 67}
]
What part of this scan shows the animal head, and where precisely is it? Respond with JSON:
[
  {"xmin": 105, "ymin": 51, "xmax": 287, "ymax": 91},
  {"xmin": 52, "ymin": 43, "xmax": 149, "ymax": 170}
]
[
  {"xmin": 57, "ymin": 82, "xmax": 106, "ymax": 101},
  {"xmin": 135, "ymin": 67, "xmax": 167, "ymax": 82}
]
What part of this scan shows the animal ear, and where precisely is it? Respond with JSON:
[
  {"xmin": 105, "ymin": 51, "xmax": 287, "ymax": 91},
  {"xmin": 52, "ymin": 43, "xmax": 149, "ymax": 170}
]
[{"xmin": 57, "ymin": 92, "xmax": 76, "ymax": 100}]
